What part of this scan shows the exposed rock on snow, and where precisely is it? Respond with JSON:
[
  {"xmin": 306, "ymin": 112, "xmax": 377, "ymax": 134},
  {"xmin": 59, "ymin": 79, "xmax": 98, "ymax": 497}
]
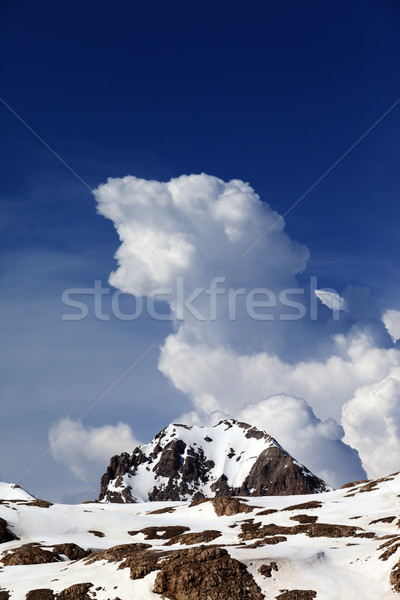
[
  {"xmin": 0, "ymin": 473, "xmax": 399, "ymax": 598},
  {"xmin": 153, "ymin": 545, "xmax": 264, "ymax": 600},
  {"xmin": 0, "ymin": 518, "xmax": 17, "ymax": 544}
]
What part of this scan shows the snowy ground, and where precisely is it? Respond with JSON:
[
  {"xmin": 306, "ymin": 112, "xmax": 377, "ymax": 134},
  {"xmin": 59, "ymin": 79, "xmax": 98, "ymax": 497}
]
[{"xmin": 0, "ymin": 475, "xmax": 400, "ymax": 599}]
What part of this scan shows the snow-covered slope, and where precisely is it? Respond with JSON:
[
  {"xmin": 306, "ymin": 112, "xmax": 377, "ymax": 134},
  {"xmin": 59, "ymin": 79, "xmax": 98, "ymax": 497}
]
[
  {"xmin": 99, "ymin": 419, "xmax": 330, "ymax": 502},
  {"xmin": 1, "ymin": 474, "xmax": 400, "ymax": 598},
  {"xmin": 0, "ymin": 482, "xmax": 34, "ymax": 502}
]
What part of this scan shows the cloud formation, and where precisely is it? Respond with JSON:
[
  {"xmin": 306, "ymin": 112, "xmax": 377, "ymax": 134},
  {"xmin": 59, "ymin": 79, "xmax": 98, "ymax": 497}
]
[
  {"xmin": 342, "ymin": 365, "xmax": 400, "ymax": 478},
  {"xmin": 179, "ymin": 394, "xmax": 366, "ymax": 488},
  {"xmin": 159, "ymin": 327, "xmax": 399, "ymax": 422},
  {"xmin": 383, "ymin": 309, "xmax": 400, "ymax": 343},
  {"xmin": 94, "ymin": 174, "xmax": 309, "ymax": 299},
  {"xmin": 314, "ymin": 289, "xmax": 348, "ymax": 313},
  {"xmin": 49, "ymin": 418, "xmax": 141, "ymax": 485},
  {"xmin": 93, "ymin": 173, "xmax": 400, "ymax": 486}
]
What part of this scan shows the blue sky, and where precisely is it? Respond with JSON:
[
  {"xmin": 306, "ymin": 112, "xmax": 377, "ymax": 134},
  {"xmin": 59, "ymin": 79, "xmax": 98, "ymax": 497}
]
[{"xmin": 1, "ymin": 0, "xmax": 400, "ymax": 501}]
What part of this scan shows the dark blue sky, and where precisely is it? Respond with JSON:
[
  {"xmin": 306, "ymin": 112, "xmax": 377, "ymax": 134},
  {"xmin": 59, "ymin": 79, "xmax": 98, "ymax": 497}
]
[
  {"xmin": 2, "ymin": 0, "xmax": 400, "ymax": 286},
  {"xmin": 1, "ymin": 0, "xmax": 400, "ymax": 500}
]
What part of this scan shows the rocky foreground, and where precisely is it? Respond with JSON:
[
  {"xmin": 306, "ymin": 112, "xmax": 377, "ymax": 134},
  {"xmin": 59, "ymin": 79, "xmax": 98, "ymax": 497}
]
[{"xmin": 1, "ymin": 475, "xmax": 400, "ymax": 598}]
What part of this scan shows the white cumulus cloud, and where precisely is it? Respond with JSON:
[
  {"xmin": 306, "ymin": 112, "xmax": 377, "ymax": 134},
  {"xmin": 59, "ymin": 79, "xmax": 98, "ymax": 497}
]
[
  {"xmin": 93, "ymin": 172, "xmax": 400, "ymax": 486},
  {"xmin": 179, "ymin": 394, "xmax": 366, "ymax": 488},
  {"xmin": 48, "ymin": 418, "xmax": 141, "ymax": 485},
  {"xmin": 315, "ymin": 289, "xmax": 348, "ymax": 313},
  {"xmin": 382, "ymin": 309, "xmax": 400, "ymax": 343},
  {"xmin": 159, "ymin": 328, "xmax": 399, "ymax": 423},
  {"xmin": 342, "ymin": 365, "xmax": 400, "ymax": 478}
]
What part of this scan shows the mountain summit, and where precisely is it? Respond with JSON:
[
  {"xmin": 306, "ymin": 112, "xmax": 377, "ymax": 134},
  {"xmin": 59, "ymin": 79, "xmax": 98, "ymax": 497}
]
[{"xmin": 99, "ymin": 419, "xmax": 330, "ymax": 502}]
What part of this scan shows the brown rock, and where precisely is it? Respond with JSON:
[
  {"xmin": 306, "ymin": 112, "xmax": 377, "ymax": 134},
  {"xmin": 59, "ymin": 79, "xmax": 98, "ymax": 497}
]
[
  {"xmin": 306, "ymin": 523, "xmax": 371, "ymax": 538},
  {"xmin": 84, "ymin": 543, "xmax": 167, "ymax": 580},
  {"xmin": 241, "ymin": 446, "xmax": 327, "ymax": 497},
  {"xmin": 340, "ymin": 480, "xmax": 368, "ymax": 489},
  {"xmin": 379, "ymin": 538, "xmax": 400, "ymax": 561},
  {"xmin": 257, "ymin": 508, "xmax": 278, "ymax": 516},
  {"xmin": 57, "ymin": 583, "xmax": 93, "ymax": 600},
  {"xmin": 246, "ymin": 536, "xmax": 287, "ymax": 547},
  {"xmin": 25, "ymin": 500, "xmax": 53, "ymax": 508},
  {"xmin": 190, "ymin": 496, "xmax": 254, "ymax": 517},
  {"xmin": 0, "ymin": 591, "xmax": 10, "ymax": 600},
  {"xmin": 52, "ymin": 543, "xmax": 90, "ymax": 560},
  {"xmin": 240, "ymin": 520, "xmax": 370, "ymax": 540},
  {"xmin": 153, "ymin": 545, "xmax": 264, "ymax": 600},
  {"xmin": 212, "ymin": 496, "xmax": 254, "ymax": 517},
  {"xmin": 164, "ymin": 530, "xmax": 222, "ymax": 546},
  {"xmin": 26, "ymin": 590, "xmax": 55, "ymax": 600},
  {"xmin": 0, "ymin": 518, "xmax": 17, "ymax": 543},
  {"xmin": 129, "ymin": 526, "xmax": 190, "ymax": 540},
  {"xmin": 88, "ymin": 530, "xmax": 105, "ymax": 537},
  {"xmin": 369, "ymin": 516, "xmax": 396, "ymax": 525},
  {"xmin": 146, "ymin": 506, "xmax": 176, "ymax": 515},
  {"xmin": 290, "ymin": 514, "xmax": 318, "ymax": 524},
  {"xmin": 259, "ymin": 561, "xmax": 278, "ymax": 577},
  {"xmin": 281, "ymin": 501, "xmax": 322, "ymax": 512},
  {"xmin": 276, "ymin": 591, "xmax": 316, "ymax": 600},
  {"xmin": 391, "ymin": 561, "xmax": 400, "ymax": 592},
  {"xmin": 99, "ymin": 451, "xmax": 140, "ymax": 503},
  {"xmin": 345, "ymin": 473, "xmax": 397, "ymax": 496},
  {"xmin": 1, "ymin": 544, "xmax": 59, "ymax": 566}
]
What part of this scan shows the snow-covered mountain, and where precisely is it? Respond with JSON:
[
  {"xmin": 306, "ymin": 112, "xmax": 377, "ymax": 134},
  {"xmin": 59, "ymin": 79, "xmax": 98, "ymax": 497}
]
[
  {"xmin": 1, "ymin": 473, "xmax": 400, "ymax": 598},
  {"xmin": 99, "ymin": 419, "xmax": 330, "ymax": 503}
]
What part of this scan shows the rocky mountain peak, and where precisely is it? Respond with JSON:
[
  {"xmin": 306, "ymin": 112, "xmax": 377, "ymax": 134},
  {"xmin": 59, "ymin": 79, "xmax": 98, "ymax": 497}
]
[{"xmin": 99, "ymin": 420, "xmax": 330, "ymax": 502}]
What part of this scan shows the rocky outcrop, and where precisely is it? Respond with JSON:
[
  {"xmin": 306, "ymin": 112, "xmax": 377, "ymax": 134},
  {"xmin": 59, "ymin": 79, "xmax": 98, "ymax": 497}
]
[
  {"xmin": 57, "ymin": 584, "xmax": 93, "ymax": 600},
  {"xmin": 241, "ymin": 447, "xmax": 325, "ymax": 496},
  {"xmin": 0, "ymin": 518, "xmax": 17, "ymax": 544},
  {"xmin": 52, "ymin": 543, "xmax": 90, "ymax": 560},
  {"xmin": 1, "ymin": 544, "xmax": 59, "ymax": 566},
  {"xmin": 153, "ymin": 545, "xmax": 264, "ymax": 600},
  {"xmin": 1, "ymin": 542, "xmax": 89, "ymax": 566},
  {"xmin": 26, "ymin": 591, "xmax": 55, "ymax": 600},
  {"xmin": 164, "ymin": 529, "xmax": 222, "ymax": 546},
  {"xmin": 84, "ymin": 541, "xmax": 263, "ymax": 599},
  {"xmin": 99, "ymin": 419, "xmax": 329, "ymax": 502},
  {"xmin": 128, "ymin": 526, "xmax": 190, "ymax": 540},
  {"xmin": 276, "ymin": 592, "xmax": 316, "ymax": 600},
  {"xmin": 189, "ymin": 496, "xmax": 254, "ymax": 516},
  {"xmin": 25, "ymin": 585, "xmax": 93, "ymax": 600}
]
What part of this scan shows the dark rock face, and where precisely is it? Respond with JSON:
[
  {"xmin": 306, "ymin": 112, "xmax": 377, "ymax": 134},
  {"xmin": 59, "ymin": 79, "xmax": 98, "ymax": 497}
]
[
  {"xmin": 276, "ymin": 592, "xmax": 317, "ymax": 600},
  {"xmin": 1, "ymin": 544, "xmax": 59, "ymax": 566},
  {"xmin": 164, "ymin": 530, "xmax": 222, "ymax": 546},
  {"xmin": 189, "ymin": 496, "xmax": 254, "ymax": 517},
  {"xmin": 128, "ymin": 526, "xmax": 190, "ymax": 540},
  {"xmin": 57, "ymin": 583, "xmax": 93, "ymax": 600},
  {"xmin": 85, "ymin": 543, "xmax": 167, "ymax": 581},
  {"xmin": 52, "ymin": 543, "xmax": 90, "ymax": 560},
  {"xmin": 99, "ymin": 419, "xmax": 329, "ymax": 503},
  {"xmin": 0, "ymin": 518, "xmax": 17, "ymax": 544},
  {"xmin": 259, "ymin": 562, "xmax": 278, "ymax": 577},
  {"xmin": 85, "ymin": 541, "xmax": 263, "ymax": 598},
  {"xmin": 241, "ymin": 447, "xmax": 325, "ymax": 496},
  {"xmin": 26, "ymin": 590, "xmax": 55, "ymax": 600},
  {"xmin": 153, "ymin": 545, "xmax": 264, "ymax": 600},
  {"xmin": 99, "ymin": 452, "xmax": 138, "ymax": 503},
  {"xmin": 1, "ymin": 542, "xmax": 90, "ymax": 566},
  {"xmin": 391, "ymin": 560, "xmax": 400, "ymax": 592}
]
